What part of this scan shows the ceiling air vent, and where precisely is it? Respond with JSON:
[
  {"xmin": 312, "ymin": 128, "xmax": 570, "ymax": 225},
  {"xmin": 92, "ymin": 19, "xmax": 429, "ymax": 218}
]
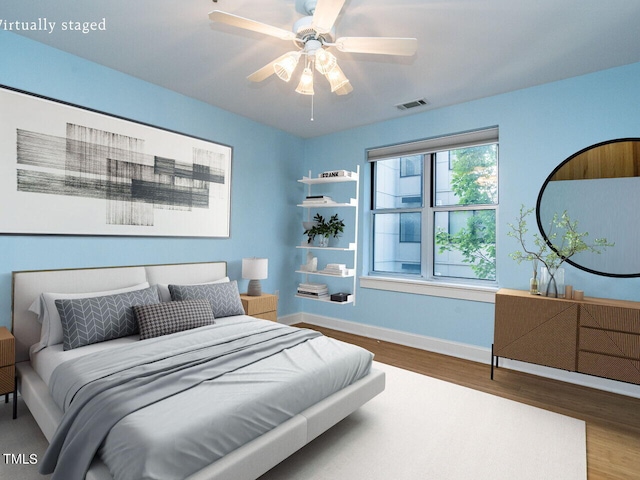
[{"xmin": 396, "ymin": 98, "xmax": 429, "ymax": 111}]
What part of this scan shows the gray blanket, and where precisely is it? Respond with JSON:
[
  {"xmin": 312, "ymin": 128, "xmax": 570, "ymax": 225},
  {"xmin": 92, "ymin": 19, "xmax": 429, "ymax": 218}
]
[{"xmin": 40, "ymin": 322, "xmax": 321, "ymax": 480}]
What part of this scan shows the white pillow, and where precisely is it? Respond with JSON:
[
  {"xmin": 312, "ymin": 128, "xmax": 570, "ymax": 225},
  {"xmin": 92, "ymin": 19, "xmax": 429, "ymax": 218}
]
[
  {"xmin": 28, "ymin": 282, "xmax": 151, "ymax": 354},
  {"xmin": 155, "ymin": 277, "xmax": 230, "ymax": 303}
]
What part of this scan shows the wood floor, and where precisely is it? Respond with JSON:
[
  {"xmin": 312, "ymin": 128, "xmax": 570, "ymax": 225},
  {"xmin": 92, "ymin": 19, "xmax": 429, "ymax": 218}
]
[{"xmin": 296, "ymin": 323, "xmax": 640, "ymax": 480}]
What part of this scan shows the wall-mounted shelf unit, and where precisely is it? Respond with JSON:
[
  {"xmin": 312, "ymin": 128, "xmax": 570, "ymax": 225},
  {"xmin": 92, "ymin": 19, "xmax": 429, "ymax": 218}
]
[{"xmin": 297, "ymin": 167, "xmax": 359, "ymax": 305}]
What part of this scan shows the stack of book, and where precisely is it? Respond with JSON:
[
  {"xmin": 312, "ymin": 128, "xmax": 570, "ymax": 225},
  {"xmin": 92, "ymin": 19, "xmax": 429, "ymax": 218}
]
[
  {"xmin": 297, "ymin": 282, "xmax": 329, "ymax": 299},
  {"xmin": 320, "ymin": 264, "xmax": 348, "ymax": 276},
  {"xmin": 302, "ymin": 195, "xmax": 333, "ymax": 206}
]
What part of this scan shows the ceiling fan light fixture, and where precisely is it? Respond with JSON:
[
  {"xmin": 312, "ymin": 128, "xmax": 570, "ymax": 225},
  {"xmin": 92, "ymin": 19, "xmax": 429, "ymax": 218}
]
[
  {"xmin": 274, "ymin": 51, "xmax": 301, "ymax": 82},
  {"xmin": 209, "ymin": 2, "xmax": 417, "ymax": 102},
  {"xmin": 295, "ymin": 65, "xmax": 315, "ymax": 95},
  {"xmin": 314, "ymin": 49, "xmax": 337, "ymax": 75},
  {"xmin": 325, "ymin": 64, "xmax": 349, "ymax": 92}
]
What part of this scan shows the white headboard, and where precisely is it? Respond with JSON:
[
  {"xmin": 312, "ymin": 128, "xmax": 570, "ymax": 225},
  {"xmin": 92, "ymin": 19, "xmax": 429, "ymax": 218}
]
[{"xmin": 11, "ymin": 261, "xmax": 227, "ymax": 362}]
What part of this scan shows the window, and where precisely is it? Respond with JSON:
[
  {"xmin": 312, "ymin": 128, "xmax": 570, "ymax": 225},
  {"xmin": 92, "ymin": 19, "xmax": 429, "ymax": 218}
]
[{"xmin": 369, "ymin": 128, "xmax": 498, "ymax": 284}]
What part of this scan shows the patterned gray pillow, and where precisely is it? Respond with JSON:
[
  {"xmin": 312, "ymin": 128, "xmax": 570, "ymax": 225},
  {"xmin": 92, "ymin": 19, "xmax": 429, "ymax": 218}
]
[
  {"xmin": 56, "ymin": 286, "xmax": 160, "ymax": 350},
  {"xmin": 133, "ymin": 299, "xmax": 215, "ymax": 340},
  {"xmin": 168, "ymin": 280, "xmax": 245, "ymax": 318}
]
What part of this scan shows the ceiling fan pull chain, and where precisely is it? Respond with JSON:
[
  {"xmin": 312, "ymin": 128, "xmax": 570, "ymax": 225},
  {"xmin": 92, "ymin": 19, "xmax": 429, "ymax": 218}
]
[{"xmin": 310, "ymin": 94, "xmax": 315, "ymax": 122}]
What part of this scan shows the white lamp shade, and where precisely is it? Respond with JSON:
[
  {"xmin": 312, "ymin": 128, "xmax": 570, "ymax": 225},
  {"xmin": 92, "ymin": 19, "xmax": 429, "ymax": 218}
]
[
  {"xmin": 274, "ymin": 52, "xmax": 300, "ymax": 82},
  {"xmin": 295, "ymin": 66, "xmax": 315, "ymax": 95},
  {"xmin": 314, "ymin": 49, "xmax": 337, "ymax": 75},
  {"xmin": 242, "ymin": 257, "xmax": 268, "ymax": 280},
  {"xmin": 325, "ymin": 64, "xmax": 349, "ymax": 92}
]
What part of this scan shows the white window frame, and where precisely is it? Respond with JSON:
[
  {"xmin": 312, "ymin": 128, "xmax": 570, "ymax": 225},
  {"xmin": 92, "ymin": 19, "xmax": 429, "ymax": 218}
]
[{"xmin": 363, "ymin": 127, "xmax": 499, "ymax": 303}]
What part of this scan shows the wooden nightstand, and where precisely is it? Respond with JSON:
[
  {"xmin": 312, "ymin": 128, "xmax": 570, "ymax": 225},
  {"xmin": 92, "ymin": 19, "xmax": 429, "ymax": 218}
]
[
  {"xmin": 0, "ymin": 327, "xmax": 17, "ymax": 419},
  {"xmin": 240, "ymin": 293, "xmax": 278, "ymax": 322}
]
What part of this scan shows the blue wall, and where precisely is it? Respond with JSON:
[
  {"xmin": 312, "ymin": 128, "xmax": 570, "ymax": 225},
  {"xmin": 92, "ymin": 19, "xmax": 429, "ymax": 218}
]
[
  {"xmin": 301, "ymin": 61, "xmax": 640, "ymax": 348},
  {"xmin": 2, "ymin": 31, "xmax": 640, "ymax": 351},
  {"xmin": 0, "ymin": 32, "xmax": 305, "ymax": 329}
]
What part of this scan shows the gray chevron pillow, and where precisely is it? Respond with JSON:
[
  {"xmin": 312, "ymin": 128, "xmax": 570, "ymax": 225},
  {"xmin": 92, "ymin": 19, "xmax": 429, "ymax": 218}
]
[
  {"xmin": 56, "ymin": 286, "xmax": 160, "ymax": 350},
  {"xmin": 133, "ymin": 299, "xmax": 215, "ymax": 340},
  {"xmin": 169, "ymin": 280, "xmax": 245, "ymax": 318}
]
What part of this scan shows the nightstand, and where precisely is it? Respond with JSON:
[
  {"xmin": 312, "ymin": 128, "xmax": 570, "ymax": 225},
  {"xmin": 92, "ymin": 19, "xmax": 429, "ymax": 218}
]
[
  {"xmin": 0, "ymin": 327, "xmax": 17, "ymax": 419},
  {"xmin": 240, "ymin": 293, "xmax": 278, "ymax": 322}
]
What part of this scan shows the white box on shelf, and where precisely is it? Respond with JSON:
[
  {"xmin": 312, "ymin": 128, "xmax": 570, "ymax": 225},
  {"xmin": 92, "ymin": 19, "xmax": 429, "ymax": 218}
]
[{"xmin": 318, "ymin": 170, "xmax": 352, "ymax": 179}]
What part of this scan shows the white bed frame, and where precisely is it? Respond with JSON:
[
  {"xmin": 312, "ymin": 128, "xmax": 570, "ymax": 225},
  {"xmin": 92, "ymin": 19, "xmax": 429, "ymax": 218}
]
[{"xmin": 12, "ymin": 261, "xmax": 385, "ymax": 480}]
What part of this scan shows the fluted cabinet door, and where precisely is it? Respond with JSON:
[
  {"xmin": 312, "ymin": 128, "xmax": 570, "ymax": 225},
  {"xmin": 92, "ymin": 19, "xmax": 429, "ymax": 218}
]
[{"xmin": 494, "ymin": 289, "xmax": 578, "ymax": 371}]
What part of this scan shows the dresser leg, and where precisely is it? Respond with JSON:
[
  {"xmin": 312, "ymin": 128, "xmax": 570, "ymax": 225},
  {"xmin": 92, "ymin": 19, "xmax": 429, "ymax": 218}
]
[
  {"xmin": 491, "ymin": 344, "xmax": 494, "ymax": 380},
  {"xmin": 12, "ymin": 378, "xmax": 17, "ymax": 419},
  {"xmin": 490, "ymin": 344, "xmax": 500, "ymax": 380}
]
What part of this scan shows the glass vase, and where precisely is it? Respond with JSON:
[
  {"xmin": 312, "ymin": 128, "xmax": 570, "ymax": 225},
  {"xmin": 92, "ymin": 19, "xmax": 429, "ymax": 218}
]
[
  {"xmin": 540, "ymin": 267, "xmax": 565, "ymax": 298},
  {"xmin": 529, "ymin": 275, "xmax": 539, "ymax": 295},
  {"xmin": 318, "ymin": 235, "xmax": 329, "ymax": 247}
]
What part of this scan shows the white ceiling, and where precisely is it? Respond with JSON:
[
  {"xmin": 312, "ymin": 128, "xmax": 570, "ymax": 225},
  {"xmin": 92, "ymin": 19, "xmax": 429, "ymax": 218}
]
[{"xmin": 5, "ymin": 0, "xmax": 640, "ymax": 138}]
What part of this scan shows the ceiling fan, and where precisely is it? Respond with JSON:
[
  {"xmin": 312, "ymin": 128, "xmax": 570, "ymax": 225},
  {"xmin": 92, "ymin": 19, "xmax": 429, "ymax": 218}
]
[{"xmin": 208, "ymin": 0, "xmax": 417, "ymax": 96}]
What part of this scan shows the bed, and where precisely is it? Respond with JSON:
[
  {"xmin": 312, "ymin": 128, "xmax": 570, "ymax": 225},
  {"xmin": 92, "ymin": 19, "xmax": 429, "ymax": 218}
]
[{"xmin": 11, "ymin": 261, "xmax": 385, "ymax": 480}]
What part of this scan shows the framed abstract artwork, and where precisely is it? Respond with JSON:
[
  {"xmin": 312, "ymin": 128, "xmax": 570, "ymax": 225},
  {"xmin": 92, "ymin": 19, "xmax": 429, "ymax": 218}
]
[{"xmin": 0, "ymin": 86, "xmax": 232, "ymax": 237}]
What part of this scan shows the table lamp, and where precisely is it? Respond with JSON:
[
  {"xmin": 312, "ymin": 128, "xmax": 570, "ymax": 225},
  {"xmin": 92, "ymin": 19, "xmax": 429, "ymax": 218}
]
[{"xmin": 242, "ymin": 257, "xmax": 268, "ymax": 296}]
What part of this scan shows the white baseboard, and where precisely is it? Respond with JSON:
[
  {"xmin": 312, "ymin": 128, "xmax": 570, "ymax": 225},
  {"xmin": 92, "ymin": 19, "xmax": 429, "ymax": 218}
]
[
  {"xmin": 277, "ymin": 313, "xmax": 301, "ymax": 327},
  {"xmin": 296, "ymin": 312, "xmax": 490, "ymax": 363},
  {"xmin": 283, "ymin": 312, "xmax": 640, "ymax": 400}
]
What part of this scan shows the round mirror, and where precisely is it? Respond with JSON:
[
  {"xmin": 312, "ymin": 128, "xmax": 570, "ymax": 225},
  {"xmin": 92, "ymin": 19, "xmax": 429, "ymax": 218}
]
[{"xmin": 536, "ymin": 138, "xmax": 640, "ymax": 278}]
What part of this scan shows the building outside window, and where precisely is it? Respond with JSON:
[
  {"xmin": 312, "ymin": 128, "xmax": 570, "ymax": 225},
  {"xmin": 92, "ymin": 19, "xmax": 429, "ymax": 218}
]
[{"xmin": 369, "ymin": 128, "xmax": 498, "ymax": 284}]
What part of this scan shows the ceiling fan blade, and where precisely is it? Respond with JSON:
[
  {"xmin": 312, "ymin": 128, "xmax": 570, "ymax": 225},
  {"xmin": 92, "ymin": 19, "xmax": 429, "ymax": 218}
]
[
  {"xmin": 335, "ymin": 37, "xmax": 418, "ymax": 56},
  {"xmin": 311, "ymin": 0, "xmax": 346, "ymax": 33},
  {"xmin": 247, "ymin": 53, "xmax": 291, "ymax": 82},
  {"xmin": 209, "ymin": 10, "xmax": 296, "ymax": 41}
]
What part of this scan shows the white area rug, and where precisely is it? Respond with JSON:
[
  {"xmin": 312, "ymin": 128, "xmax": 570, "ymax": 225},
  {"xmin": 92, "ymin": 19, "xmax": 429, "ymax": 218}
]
[{"xmin": 260, "ymin": 362, "xmax": 587, "ymax": 480}]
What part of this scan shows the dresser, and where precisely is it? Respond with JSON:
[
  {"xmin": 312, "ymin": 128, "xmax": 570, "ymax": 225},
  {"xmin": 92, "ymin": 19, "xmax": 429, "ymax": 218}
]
[
  {"xmin": 492, "ymin": 288, "xmax": 640, "ymax": 385},
  {"xmin": 0, "ymin": 327, "xmax": 17, "ymax": 419}
]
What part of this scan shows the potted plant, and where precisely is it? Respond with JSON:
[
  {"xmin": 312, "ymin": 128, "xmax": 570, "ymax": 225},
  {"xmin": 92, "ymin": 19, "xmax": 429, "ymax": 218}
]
[
  {"xmin": 507, "ymin": 205, "xmax": 613, "ymax": 296},
  {"xmin": 304, "ymin": 213, "xmax": 345, "ymax": 247}
]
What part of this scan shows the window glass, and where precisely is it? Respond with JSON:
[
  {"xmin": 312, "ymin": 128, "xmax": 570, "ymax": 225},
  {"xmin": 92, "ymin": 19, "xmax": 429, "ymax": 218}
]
[
  {"xmin": 374, "ymin": 156, "xmax": 423, "ymax": 209},
  {"xmin": 400, "ymin": 212, "xmax": 421, "ymax": 243},
  {"xmin": 434, "ymin": 209, "xmax": 496, "ymax": 280},
  {"xmin": 400, "ymin": 156, "xmax": 422, "ymax": 177},
  {"xmin": 373, "ymin": 213, "xmax": 421, "ymax": 274},
  {"xmin": 434, "ymin": 145, "xmax": 498, "ymax": 206}
]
